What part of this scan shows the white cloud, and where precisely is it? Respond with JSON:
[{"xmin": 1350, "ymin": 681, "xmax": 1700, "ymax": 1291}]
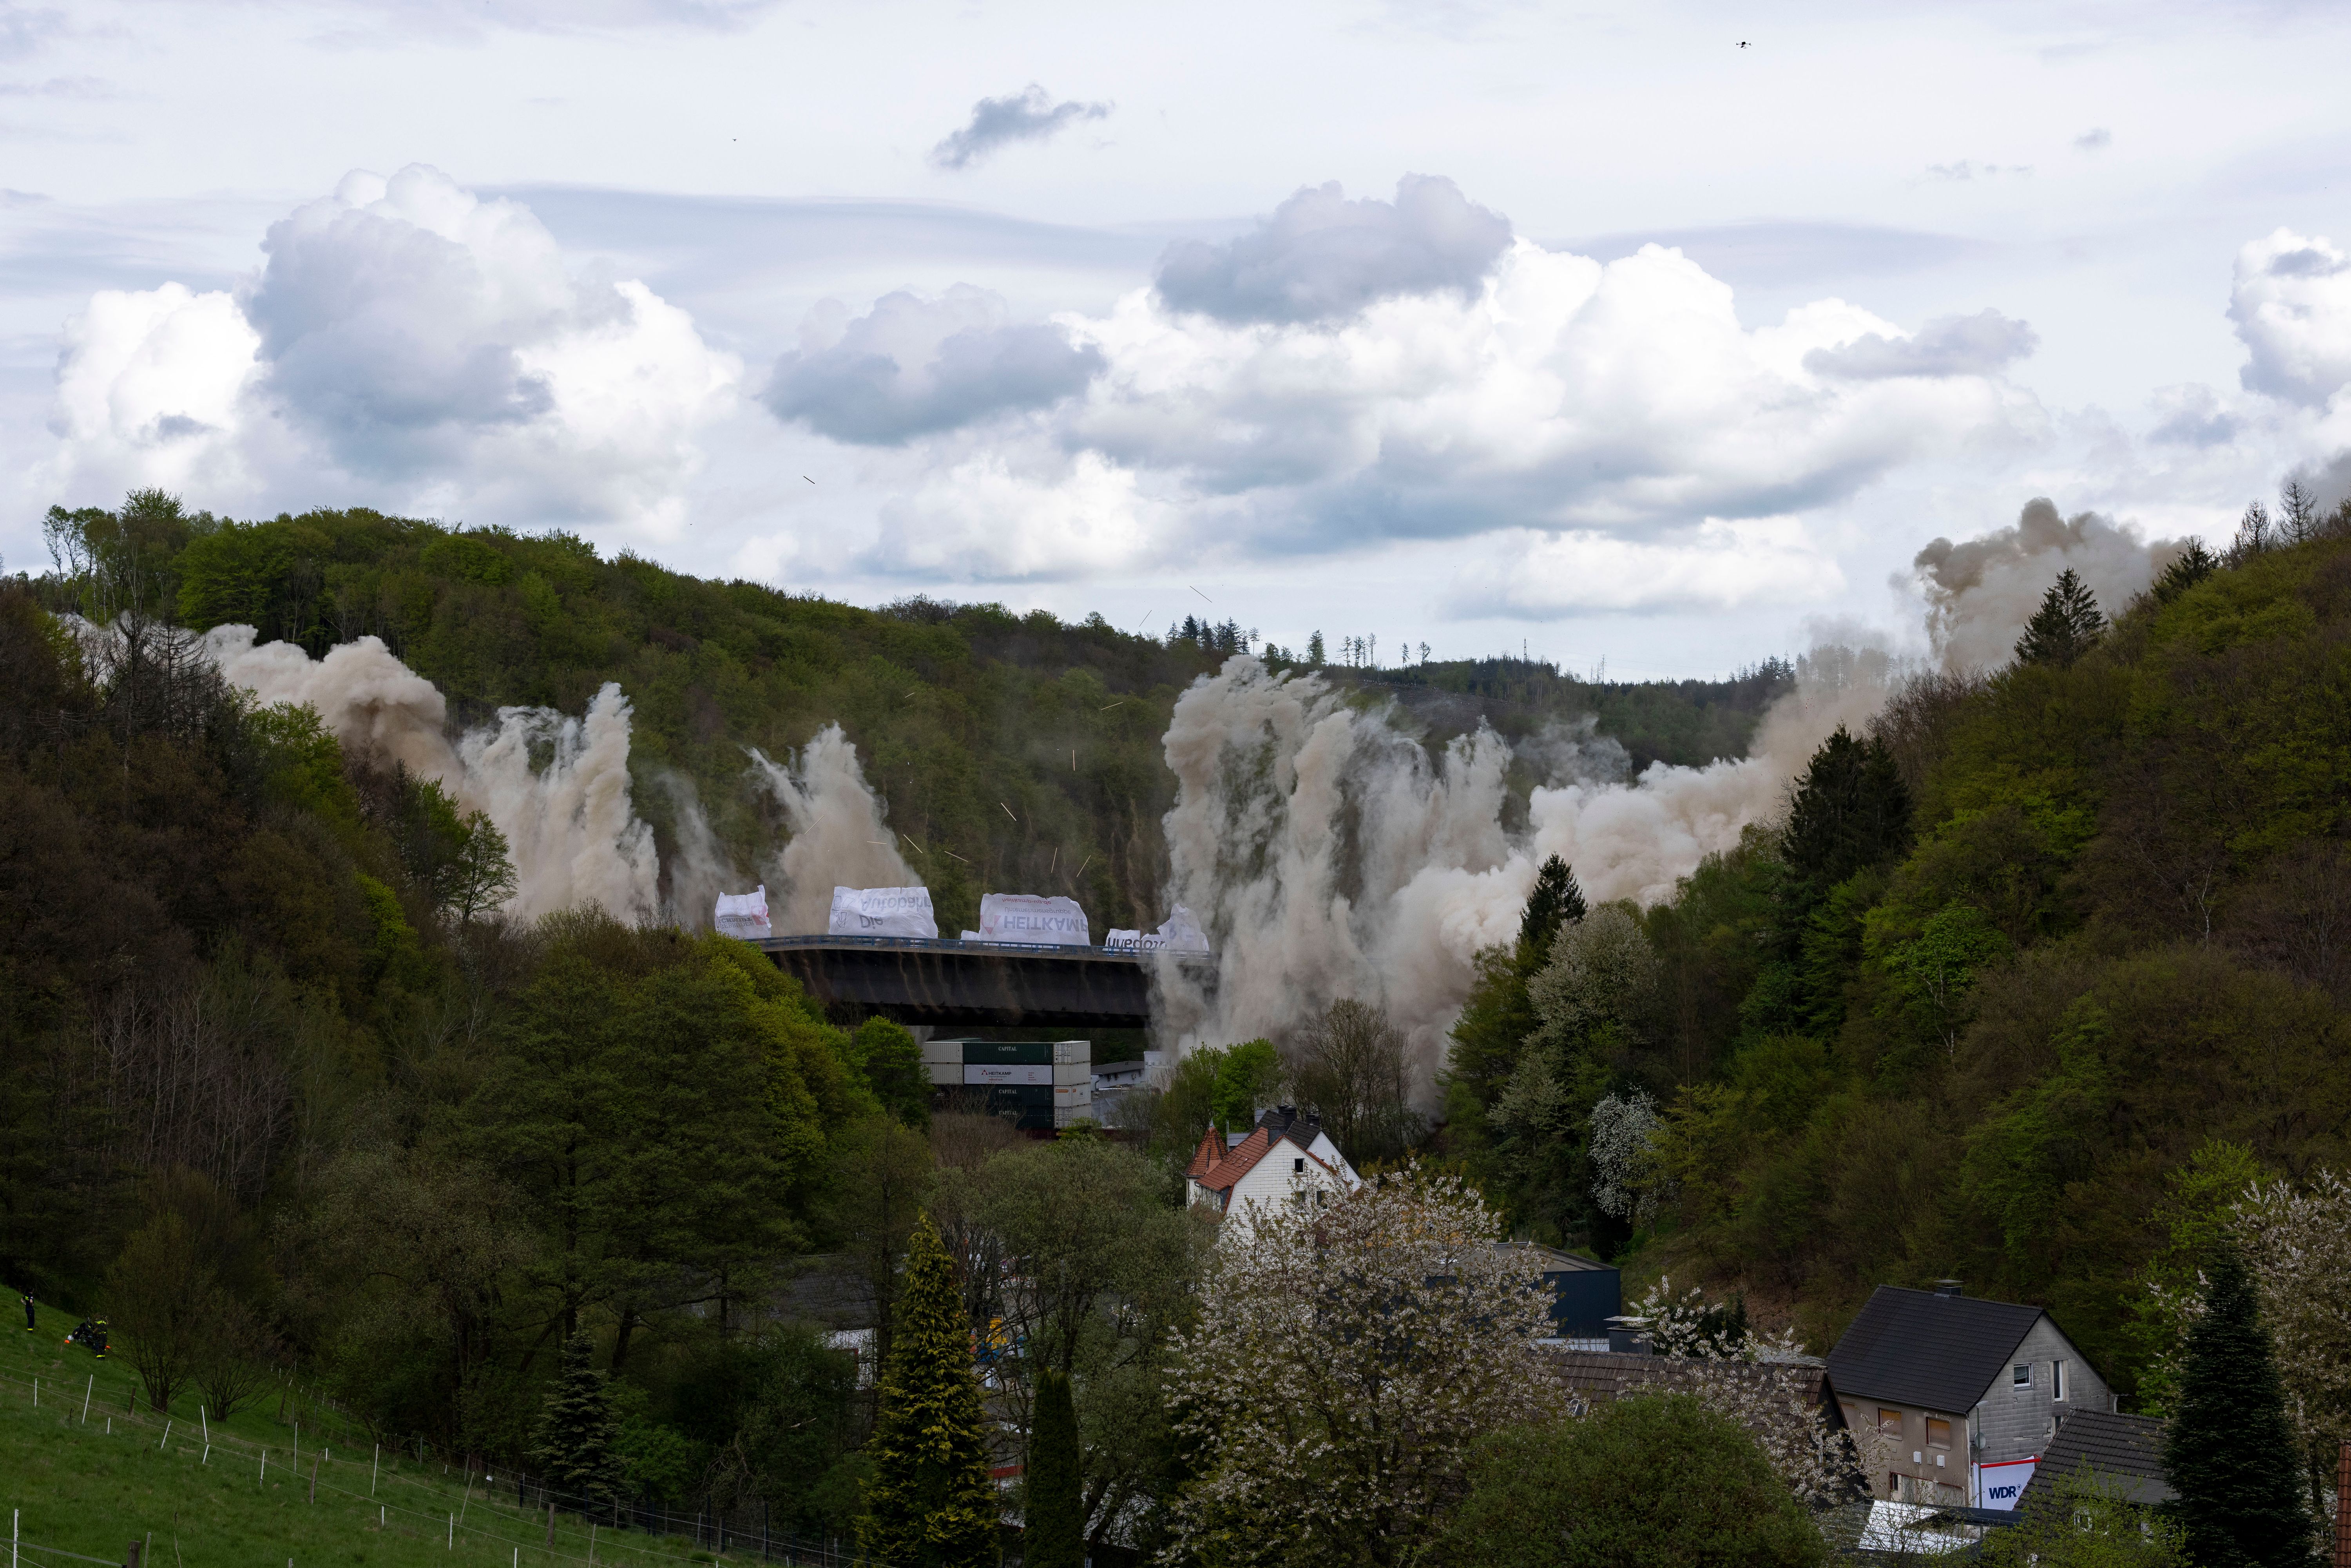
[
  {"xmin": 1033, "ymin": 238, "xmax": 2041, "ymax": 563},
  {"xmin": 2231, "ymin": 226, "xmax": 2351, "ymax": 407},
  {"xmin": 764, "ymin": 218, "xmax": 2047, "ymax": 603},
  {"xmin": 1440, "ymin": 521, "xmax": 1846, "ymax": 617},
  {"xmin": 41, "ymin": 164, "xmax": 738, "ymax": 530},
  {"xmin": 46, "ymin": 281, "xmax": 264, "ymax": 496}
]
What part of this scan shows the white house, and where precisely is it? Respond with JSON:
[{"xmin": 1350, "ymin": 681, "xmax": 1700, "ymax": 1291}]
[{"xmin": 1182, "ymin": 1105, "xmax": 1359, "ymax": 1240}]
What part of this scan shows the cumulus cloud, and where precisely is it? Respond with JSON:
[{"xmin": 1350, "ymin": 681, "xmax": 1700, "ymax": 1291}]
[
  {"xmin": 1802, "ymin": 308, "xmax": 2038, "ymax": 379},
  {"xmin": 1911, "ymin": 497, "xmax": 2185, "ymax": 671},
  {"xmin": 47, "ymin": 281, "xmax": 264, "ymax": 495},
  {"xmin": 1154, "ymin": 175, "xmax": 1511, "ymax": 324},
  {"xmin": 929, "ymin": 83, "xmax": 1110, "ymax": 171},
  {"xmin": 2230, "ymin": 227, "xmax": 2351, "ymax": 406},
  {"xmin": 762, "ymin": 284, "xmax": 1101, "ymax": 444},
  {"xmin": 794, "ymin": 214, "xmax": 2044, "ymax": 588},
  {"xmin": 41, "ymin": 165, "xmax": 738, "ymax": 529}
]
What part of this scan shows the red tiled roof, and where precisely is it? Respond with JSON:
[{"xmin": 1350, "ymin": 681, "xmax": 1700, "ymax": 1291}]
[
  {"xmin": 1197, "ymin": 1128, "xmax": 1271, "ymax": 1193},
  {"xmin": 1183, "ymin": 1128, "xmax": 1224, "ymax": 1181}
]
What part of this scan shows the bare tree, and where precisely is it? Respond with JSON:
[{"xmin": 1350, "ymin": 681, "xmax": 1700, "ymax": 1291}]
[
  {"xmin": 2279, "ymin": 476, "xmax": 2320, "ymax": 545},
  {"xmin": 1290, "ymin": 999, "xmax": 1423, "ymax": 1166}
]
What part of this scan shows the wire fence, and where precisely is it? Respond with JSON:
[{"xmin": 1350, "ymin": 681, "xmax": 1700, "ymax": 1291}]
[{"xmin": 3, "ymin": 1366, "xmax": 858, "ymax": 1566}]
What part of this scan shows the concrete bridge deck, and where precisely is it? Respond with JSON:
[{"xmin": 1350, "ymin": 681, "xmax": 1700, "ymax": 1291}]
[{"xmin": 755, "ymin": 935, "xmax": 1214, "ymax": 1029}]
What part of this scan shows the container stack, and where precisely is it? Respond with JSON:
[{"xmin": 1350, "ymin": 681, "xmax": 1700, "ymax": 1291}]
[{"xmin": 920, "ymin": 1038, "xmax": 1093, "ymax": 1130}]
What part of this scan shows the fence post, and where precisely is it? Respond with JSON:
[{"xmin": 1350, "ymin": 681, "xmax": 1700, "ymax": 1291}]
[
  {"xmin": 309, "ymin": 1451, "xmax": 321, "ymax": 1503},
  {"xmin": 81, "ymin": 1376, "xmax": 91, "ymax": 1423},
  {"xmin": 123, "ymin": 1540, "xmax": 140, "ymax": 1568},
  {"xmin": 372, "ymin": 1445, "xmax": 379, "ymax": 1497}
]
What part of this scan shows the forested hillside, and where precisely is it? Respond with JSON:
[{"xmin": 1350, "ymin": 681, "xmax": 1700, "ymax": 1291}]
[
  {"xmin": 31, "ymin": 494, "xmax": 1776, "ymax": 935},
  {"xmin": 1, "ymin": 491, "xmax": 1791, "ymax": 1536},
  {"xmin": 1442, "ymin": 522, "xmax": 2351, "ymax": 1408}
]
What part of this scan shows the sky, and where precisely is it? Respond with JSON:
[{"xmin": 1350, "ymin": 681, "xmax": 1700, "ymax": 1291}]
[{"xmin": 8, "ymin": 0, "xmax": 2351, "ymax": 677}]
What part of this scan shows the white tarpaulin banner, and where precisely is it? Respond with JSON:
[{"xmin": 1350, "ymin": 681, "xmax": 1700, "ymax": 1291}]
[
  {"xmin": 714, "ymin": 886, "xmax": 772, "ymax": 940},
  {"xmin": 1975, "ymin": 1458, "xmax": 2037, "ymax": 1510},
  {"xmin": 1105, "ymin": 905, "xmax": 1211, "ymax": 954},
  {"xmin": 828, "ymin": 885, "xmax": 939, "ymax": 938},
  {"xmin": 978, "ymin": 893, "xmax": 1090, "ymax": 947}
]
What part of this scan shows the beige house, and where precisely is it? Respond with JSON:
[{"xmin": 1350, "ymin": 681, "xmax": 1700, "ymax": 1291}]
[{"xmin": 1826, "ymin": 1282, "xmax": 2115, "ymax": 1509}]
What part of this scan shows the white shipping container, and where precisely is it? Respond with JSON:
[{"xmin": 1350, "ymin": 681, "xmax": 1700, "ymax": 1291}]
[
  {"xmin": 1052, "ymin": 1040, "xmax": 1089, "ymax": 1065},
  {"xmin": 920, "ymin": 1039, "xmax": 969, "ymax": 1065},
  {"xmin": 965, "ymin": 1063, "xmax": 1053, "ymax": 1086},
  {"xmin": 1053, "ymin": 1105, "xmax": 1099, "ymax": 1129},
  {"xmin": 1052, "ymin": 1060, "xmax": 1091, "ymax": 1086},
  {"xmin": 927, "ymin": 1063, "xmax": 962, "ymax": 1086},
  {"xmin": 1053, "ymin": 1085, "xmax": 1092, "ymax": 1107}
]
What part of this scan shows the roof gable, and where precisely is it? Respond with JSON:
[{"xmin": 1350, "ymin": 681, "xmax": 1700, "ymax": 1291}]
[{"xmin": 1826, "ymin": 1287, "xmax": 2049, "ymax": 1413}]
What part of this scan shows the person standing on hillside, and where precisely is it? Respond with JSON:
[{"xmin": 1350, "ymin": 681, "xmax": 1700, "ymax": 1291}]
[{"xmin": 20, "ymin": 1289, "xmax": 31, "ymax": 1331}]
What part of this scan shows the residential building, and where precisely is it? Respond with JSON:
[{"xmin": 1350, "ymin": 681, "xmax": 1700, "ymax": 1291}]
[
  {"xmin": 2017, "ymin": 1409, "xmax": 2172, "ymax": 1510},
  {"xmin": 1182, "ymin": 1105, "xmax": 1358, "ymax": 1238},
  {"xmin": 1825, "ymin": 1282, "xmax": 2116, "ymax": 1509},
  {"xmin": 1498, "ymin": 1241, "xmax": 1621, "ymax": 1345},
  {"xmin": 1087, "ymin": 1050, "xmax": 1166, "ymax": 1126}
]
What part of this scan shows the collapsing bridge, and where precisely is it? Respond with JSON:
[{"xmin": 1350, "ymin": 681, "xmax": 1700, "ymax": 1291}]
[{"xmin": 755, "ymin": 934, "xmax": 1215, "ymax": 1029}]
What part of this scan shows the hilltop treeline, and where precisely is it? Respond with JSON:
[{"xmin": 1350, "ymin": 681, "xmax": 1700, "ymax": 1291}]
[
  {"xmin": 32, "ymin": 495, "xmax": 1775, "ymax": 935},
  {"xmin": 1444, "ymin": 517, "xmax": 2351, "ymax": 1403}
]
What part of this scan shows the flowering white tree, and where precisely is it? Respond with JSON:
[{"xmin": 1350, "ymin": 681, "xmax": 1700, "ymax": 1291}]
[
  {"xmin": 1623, "ymin": 1274, "xmax": 1860, "ymax": 1505},
  {"xmin": 1160, "ymin": 1168, "xmax": 1559, "ymax": 1566},
  {"xmin": 1587, "ymin": 1089, "xmax": 1665, "ymax": 1224},
  {"xmin": 2237, "ymin": 1170, "xmax": 2351, "ymax": 1519}
]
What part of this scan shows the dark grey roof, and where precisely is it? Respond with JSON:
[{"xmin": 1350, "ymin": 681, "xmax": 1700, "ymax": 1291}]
[
  {"xmin": 1498, "ymin": 1241, "xmax": 1616, "ymax": 1274},
  {"xmin": 1826, "ymin": 1286, "xmax": 2047, "ymax": 1414},
  {"xmin": 2020, "ymin": 1411, "xmax": 2172, "ymax": 1507},
  {"xmin": 1255, "ymin": 1105, "xmax": 1325, "ymax": 1151}
]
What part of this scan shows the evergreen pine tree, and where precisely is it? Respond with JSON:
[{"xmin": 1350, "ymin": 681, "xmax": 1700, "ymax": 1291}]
[
  {"xmin": 534, "ymin": 1331, "xmax": 628, "ymax": 1515},
  {"xmin": 860, "ymin": 1213, "xmax": 998, "ymax": 1568},
  {"xmin": 2013, "ymin": 567, "xmax": 2106, "ymax": 668},
  {"xmin": 1781, "ymin": 727, "xmax": 1912, "ymax": 893},
  {"xmin": 2161, "ymin": 1240, "xmax": 2318, "ymax": 1568},
  {"xmin": 2153, "ymin": 540, "xmax": 2219, "ymax": 605},
  {"xmin": 1024, "ymin": 1367, "xmax": 1083, "ymax": 1568},
  {"xmin": 1517, "ymin": 855, "xmax": 1587, "ymax": 961}
]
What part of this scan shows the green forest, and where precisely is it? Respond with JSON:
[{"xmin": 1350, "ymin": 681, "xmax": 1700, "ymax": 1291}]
[
  {"xmin": 5, "ymin": 488, "xmax": 2348, "ymax": 1553},
  {"xmin": 1441, "ymin": 518, "xmax": 2351, "ymax": 1415}
]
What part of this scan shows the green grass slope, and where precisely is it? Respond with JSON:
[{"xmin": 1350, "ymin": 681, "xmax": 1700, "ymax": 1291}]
[{"xmin": 0, "ymin": 1304, "xmax": 751, "ymax": 1568}]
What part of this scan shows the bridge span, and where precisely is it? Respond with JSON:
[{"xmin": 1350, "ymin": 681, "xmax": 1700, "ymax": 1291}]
[{"xmin": 755, "ymin": 935, "xmax": 1214, "ymax": 1030}]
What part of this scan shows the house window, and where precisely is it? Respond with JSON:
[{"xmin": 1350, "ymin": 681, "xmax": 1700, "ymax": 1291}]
[
  {"xmin": 1294, "ymin": 1157, "xmax": 1305, "ymax": 1173},
  {"xmin": 1926, "ymin": 1418, "xmax": 1951, "ymax": 1449},
  {"xmin": 2052, "ymin": 1360, "xmax": 2067, "ymax": 1401},
  {"xmin": 2013, "ymin": 1364, "xmax": 2032, "ymax": 1390},
  {"xmin": 1877, "ymin": 1408, "xmax": 1903, "ymax": 1438}
]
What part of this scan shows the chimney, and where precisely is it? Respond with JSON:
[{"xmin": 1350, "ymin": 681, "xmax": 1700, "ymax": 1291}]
[
  {"xmin": 1934, "ymin": 1280, "xmax": 1963, "ymax": 1298},
  {"xmin": 1604, "ymin": 1316, "xmax": 1650, "ymax": 1356}
]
